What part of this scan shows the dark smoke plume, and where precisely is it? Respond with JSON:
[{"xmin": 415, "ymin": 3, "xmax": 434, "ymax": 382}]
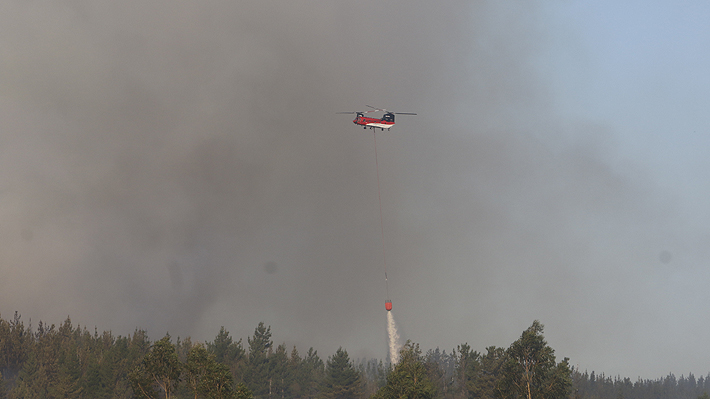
[{"xmin": 0, "ymin": 0, "xmax": 695, "ymax": 378}]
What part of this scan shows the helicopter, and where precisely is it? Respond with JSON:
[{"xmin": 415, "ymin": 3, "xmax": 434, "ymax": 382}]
[{"xmin": 337, "ymin": 105, "xmax": 416, "ymax": 130}]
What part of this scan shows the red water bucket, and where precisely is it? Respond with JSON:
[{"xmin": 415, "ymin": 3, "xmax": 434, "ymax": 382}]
[{"xmin": 385, "ymin": 300, "xmax": 393, "ymax": 311}]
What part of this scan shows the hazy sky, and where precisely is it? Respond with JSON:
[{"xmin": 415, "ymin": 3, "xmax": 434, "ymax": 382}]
[{"xmin": 2, "ymin": 0, "xmax": 710, "ymax": 379}]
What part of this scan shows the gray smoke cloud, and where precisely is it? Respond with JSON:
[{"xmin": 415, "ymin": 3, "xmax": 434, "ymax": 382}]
[{"xmin": 0, "ymin": 0, "xmax": 702, "ymax": 379}]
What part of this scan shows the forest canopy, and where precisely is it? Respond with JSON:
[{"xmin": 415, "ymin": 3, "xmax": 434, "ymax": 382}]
[{"xmin": 0, "ymin": 313, "xmax": 706, "ymax": 399}]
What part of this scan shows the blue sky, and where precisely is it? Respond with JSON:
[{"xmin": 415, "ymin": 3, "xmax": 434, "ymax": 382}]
[
  {"xmin": 543, "ymin": 1, "xmax": 710, "ymax": 185},
  {"xmin": 533, "ymin": 1, "xmax": 710, "ymax": 376}
]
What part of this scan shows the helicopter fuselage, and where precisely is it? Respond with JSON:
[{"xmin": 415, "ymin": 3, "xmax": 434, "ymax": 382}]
[{"xmin": 353, "ymin": 113, "xmax": 395, "ymax": 130}]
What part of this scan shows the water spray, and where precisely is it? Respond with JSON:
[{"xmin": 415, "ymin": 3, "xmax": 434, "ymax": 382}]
[{"xmin": 386, "ymin": 311, "xmax": 401, "ymax": 364}]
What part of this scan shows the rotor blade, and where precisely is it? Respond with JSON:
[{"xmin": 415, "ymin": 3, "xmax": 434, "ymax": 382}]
[
  {"xmin": 365, "ymin": 105, "xmax": 385, "ymax": 112},
  {"xmin": 337, "ymin": 110, "xmax": 380, "ymax": 115},
  {"xmin": 366, "ymin": 105, "xmax": 416, "ymax": 115}
]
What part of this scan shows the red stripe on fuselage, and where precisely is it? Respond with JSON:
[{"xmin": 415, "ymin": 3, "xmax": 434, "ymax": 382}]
[{"xmin": 354, "ymin": 117, "xmax": 394, "ymax": 126}]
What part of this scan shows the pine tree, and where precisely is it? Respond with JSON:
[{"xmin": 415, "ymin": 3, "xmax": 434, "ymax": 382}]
[
  {"xmin": 295, "ymin": 348, "xmax": 324, "ymax": 399},
  {"xmin": 114, "ymin": 330, "xmax": 151, "ymax": 398},
  {"xmin": 245, "ymin": 323, "xmax": 273, "ymax": 398},
  {"xmin": 358, "ymin": 358, "xmax": 387, "ymax": 397},
  {"xmin": 425, "ymin": 348, "xmax": 456, "ymax": 398},
  {"xmin": 0, "ymin": 370, "xmax": 7, "ymax": 399},
  {"xmin": 373, "ymin": 341, "xmax": 436, "ymax": 399},
  {"xmin": 2, "ymin": 312, "xmax": 30, "ymax": 380},
  {"xmin": 270, "ymin": 344, "xmax": 291, "ymax": 399},
  {"xmin": 321, "ymin": 348, "xmax": 362, "ymax": 399},
  {"xmin": 209, "ymin": 328, "xmax": 245, "ymax": 364},
  {"xmin": 236, "ymin": 382, "xmax": 255, "ymax": 399}
]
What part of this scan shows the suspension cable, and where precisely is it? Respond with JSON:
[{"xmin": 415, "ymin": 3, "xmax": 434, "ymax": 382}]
[{"xmin": 373, "ymin": 129, "xmax": 390, "ymax": 301}]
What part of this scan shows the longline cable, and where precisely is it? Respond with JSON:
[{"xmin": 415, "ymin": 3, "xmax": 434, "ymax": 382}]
[{"xmin": 373, "ymin": 130, "xmax": 391, "ymax": 302}]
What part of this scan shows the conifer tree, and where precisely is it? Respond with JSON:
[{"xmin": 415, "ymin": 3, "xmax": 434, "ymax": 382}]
[
  {"xmin": 0, "ymin": 370, "xmax": 6, "ymax": 399},
  {"xmin": 321, "ymin": 348, "xmax": 362, "ymax": 399},
  {"xmin": 2, "ymin": 312, "xmax": 29, "ymax": 379},
  {"xmin": 209, "ymin": 327, "xmax": 245, "ymax": 367},
  {"xmin": 373, "ymin": 341, "xmax": 436, "ymax": 399},
  {"xmin": 359, "ymin": 358, "xmax": 387, "ymax": 397},
  {"xmin": 245, "ymin": 322, "xmax": 274, "ymax": 398},
  {"xmin": 270, "ymin": 344, "xmax": 291, "ymax": 399},
  {"xmin": 236, "ymin": 382, "xmax": 255, "ymax": 399},
  {"xmin": 295, "ymin": 348, "xmax": 324, "ymax": 399}
]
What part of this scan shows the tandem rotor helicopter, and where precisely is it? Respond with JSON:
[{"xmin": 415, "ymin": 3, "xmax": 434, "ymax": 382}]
[{"xmin": 337, "ymin": 105, "xmax": 416, "ymax": 131}]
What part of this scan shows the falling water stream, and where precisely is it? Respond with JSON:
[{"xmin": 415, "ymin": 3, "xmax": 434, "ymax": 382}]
[{"xmin": 386, "ymin": 311, "xmax": 401, "ymax": 364}]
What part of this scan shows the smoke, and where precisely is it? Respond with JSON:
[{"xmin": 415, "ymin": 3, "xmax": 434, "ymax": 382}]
[
  {"xmin": 386, "ymin": 312, "xmax": 401, "ymax": 365},
  {"xmin": 0, "ymin": 0, "xmax": 483, "ymax": 345},
  {"xmin": 0, "ymin": 0, "xmax": 705, "ymax": 379}
]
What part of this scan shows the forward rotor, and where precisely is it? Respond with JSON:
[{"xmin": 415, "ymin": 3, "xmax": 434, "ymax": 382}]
[
  {"xmin": 337, "ymin": 106, "xmax": 417, "ymax": 116},
  {"xmin": 366, "ymin": 105, "xmax": 417, "ymax": 115},
  {"xmin": 336, "ymin": 109, "xmax": 380, "ymax": 115}
]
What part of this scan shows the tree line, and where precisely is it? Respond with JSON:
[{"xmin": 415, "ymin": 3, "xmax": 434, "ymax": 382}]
[
  {"xmin": 0, "ymin": 312, "xmax": 706, "ymax": 399},
  {"xmin": 571, "ymin": 370, "xmax": 710, "ymax": 399}
]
